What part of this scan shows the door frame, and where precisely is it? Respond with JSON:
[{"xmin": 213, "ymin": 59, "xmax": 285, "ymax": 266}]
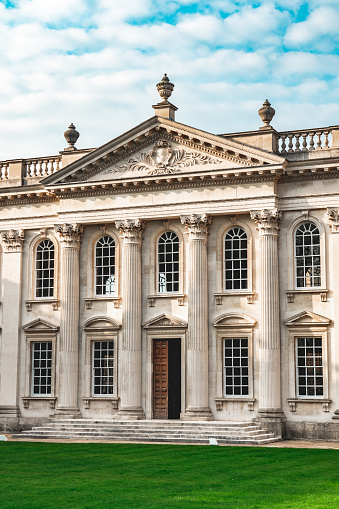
[{"xmin": 145, "ymin": 328, "xmax": 186, "ymax": 420}]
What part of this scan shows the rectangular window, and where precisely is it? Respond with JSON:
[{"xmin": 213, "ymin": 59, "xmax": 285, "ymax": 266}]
[
  {"xmin": 224, "ymin": 338, "xmax": 249, "ymax": 396},
  {"xmin": 296, "ymin": 337, "xmax": 323, "ymax": 397},
  {"xmin": 92, "ymin": 341, "xmax": 114, "ymax": 395},
  {"xmin": 32, "ymin": 342, "xmax": 52, "ymax": 395}
]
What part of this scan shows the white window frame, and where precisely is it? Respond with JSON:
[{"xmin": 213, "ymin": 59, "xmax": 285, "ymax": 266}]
[
  {"xmin": 94, "ymin": 235, "xmax": 116, "ymax": 297},
  {"xmin": 35, "ymin": 239, "xmax": 55, "ymax": 299},
  {"xmin": 224, "ymin": 226, "xmax": 248, "ymax": 291},
  {"xmin": 295, "ymin": 221, "xmax": 321, "ymax": 289},
  {"xmin": 27, "ymin": 233, "xmax": 59, "ymax": 304},
  {"xmin": 157, "ymin": 230, "xmax": 180, "ymax": 294},
  {"xmin": 31, "ymin": 340, "xmax": 53, "ymax": 396},
  {"xmin": 223, "ymin": 336, "xmax": 250, "ymax": 397},
  {"xmin": 213, "ymin": 313, "xmax": 256, "ymax": 411},
  {"xmin": 295, "ymin": 336, "xmax": 324, "ymax": 398},
  {"xmin": 91, "ymin": 340, "xmax": 115, "ymax": 397}
]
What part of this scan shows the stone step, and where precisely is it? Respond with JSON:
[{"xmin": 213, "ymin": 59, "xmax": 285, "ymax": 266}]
[{"xmin": 12, "ymin": 419, "xmax": 281, "ymax": 444}]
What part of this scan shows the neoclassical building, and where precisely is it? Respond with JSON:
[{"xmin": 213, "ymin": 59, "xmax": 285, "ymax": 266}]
[{"xmin": 1, "ymin": 75, "xmax": 339, "ymax": 439}]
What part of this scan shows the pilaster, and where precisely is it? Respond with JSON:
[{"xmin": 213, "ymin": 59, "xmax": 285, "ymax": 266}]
[
  {"xmin": 115, "ymin": 219, "xmax": 145, "ymax": 419},
  {"xmin": 55, "ymin": 223, "xmax": 83, "ymax": 417},
  {"xmin": 180, "ymin": 214, "xmax": 213, "ymax": 420},
  {"xmin": 0, "ymin": 230, "xmax": 25, "ymax": 428},
  {"xmin": 327, "ymin": 209, "xmax": 339, "ymax": 420},
  {"xmin": 250, "ymin": 209, "xmax": 285, "ymax": 436}
]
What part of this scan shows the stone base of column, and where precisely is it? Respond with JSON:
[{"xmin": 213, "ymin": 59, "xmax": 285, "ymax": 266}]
[
  {"xmin": 255, "ymin": 408, "xmax": 286, "ymax": 438},
  {"xmin": 115, "ymin": 406, "xmax": 145, "ymax": 420},
  {"xmin": 0, "ymin": 405, "xmax": 21, "ymax": 418},
  {"xmin": 181, "ymin": 407, "xmax": 213, "ymax": 421},
  {"xmin": 54, "ymin": 407, "xmax": 81, "ymax": 418}
]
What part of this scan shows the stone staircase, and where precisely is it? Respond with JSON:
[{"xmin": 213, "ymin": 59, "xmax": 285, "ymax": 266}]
[{"xmin": 12, "ymin": 419, "xmax": 281, "ymax": 445}]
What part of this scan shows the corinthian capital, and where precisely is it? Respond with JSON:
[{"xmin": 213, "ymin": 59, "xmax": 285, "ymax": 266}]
[
  {"xmin": 1, "ymin": 229, "xmax": 25, "ymax": 252},
  {"xmin": 250, "ymin": 209, "xmax": 282, "ymax": 235},
  {"xmin": 115, "ymin": 219, "xmax": 145, "ymax": 244},
  {"xmin": 327, "ymin": 209, "xmax": 339, "ymax": 233},
  {"xmin": 55, "ymin": 223, "xmax": 84, "ymax": 247},
  {"xmin": 180, "ymin": 214, "xmax": 212, "ymax": 240}
]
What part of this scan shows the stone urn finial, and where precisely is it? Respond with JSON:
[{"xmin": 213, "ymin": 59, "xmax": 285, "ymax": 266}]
[
  {"xmin": 64, "ymin": 123, "xmax": 79, "ymax": 151},
  {"xmin": 156, "ymin": 74, "xmax": 174, "ymax": 103},
  {"xmin": 258, "ymin": 99, "xmax": 275, "ymax": 129}
]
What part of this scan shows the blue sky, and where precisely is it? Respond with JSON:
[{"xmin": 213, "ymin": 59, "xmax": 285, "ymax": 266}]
[{"xmin": 0, "ymin": 0, "xmax": 338, "ymax": 159}]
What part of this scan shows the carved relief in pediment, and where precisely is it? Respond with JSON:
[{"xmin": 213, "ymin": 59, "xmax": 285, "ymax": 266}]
[{"xmin": 103, "ymin": 140, "xmax": 223, "ymax": 177}]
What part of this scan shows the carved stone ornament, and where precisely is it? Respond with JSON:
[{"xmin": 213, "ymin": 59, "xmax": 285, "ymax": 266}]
[
  {"xmin": 327, "ymin": 209, "xmax": 339, "ymax": 233},
  {"xmin": 180, "ymin": 214, "xmax": 212, "ymax": 240},
  {"xmin": 250, "ymin": 209, "xmax": 282, "ymax": 235},
  {"xmin": 115, "ymin": 219, "xmax": 145, "ymax": 243},
  {"xmin": 1, "ymin": 229, "xmax": 25, "ymax": 252},
  {"xmin": 55, "ymin": 223, "xmax": 84, "ymax": 246},
  {"xmin": 113, "ymin": 140, "xmax": 222, "ymax": 176}
]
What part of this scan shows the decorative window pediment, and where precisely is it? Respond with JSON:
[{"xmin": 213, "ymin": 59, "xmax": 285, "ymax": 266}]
[
  {"xmin": 83, "ymin": 317, "xmax": 121, "ymax": 332},
  {"xmin": 22, "ymin": 318, "xmax": 59, "ymax": 333},
  {"xmin": 285, "ymin": 310, "xmax": 331, "ymax": 327},
  {"xmin": 212, "ymin": 313, "xmax": 256, "ymax": 329},
  {"xmin": 143, "ymin": 313, "xmax": 188, "ymax": 329}
]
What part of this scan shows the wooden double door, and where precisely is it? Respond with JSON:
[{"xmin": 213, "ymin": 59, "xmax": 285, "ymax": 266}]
[{"xmin": 153, "ymin": 339, "xmax": 181, "ymax": 419}]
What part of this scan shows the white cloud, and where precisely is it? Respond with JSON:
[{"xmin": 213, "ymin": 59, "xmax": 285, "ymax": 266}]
[{"xmin": 284, "ymin": 7, "xmax": 339, "ymax": 50}]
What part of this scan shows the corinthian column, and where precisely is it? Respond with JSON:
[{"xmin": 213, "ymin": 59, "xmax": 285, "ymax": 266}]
[
  {"xmin": 115, "ymin": 219, "xmax": 145, "ymax": 420},
  {"xmin": 250, "ymin": 209, "xmax": 285, "ymax": 434},
  {"xmin": 55, "ymin": 223, "xmax": 83, "ymax": 416},
  {"xmin": 180, "ymin": 214, "xmax": 213, "ymax": 420},
  {"xmin": 0, "ymin": 230, "xmax": 24, "ymax": 428}
]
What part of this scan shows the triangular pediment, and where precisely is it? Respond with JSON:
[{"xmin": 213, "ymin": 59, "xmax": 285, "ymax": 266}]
[
  {"xmin": 43, "ymin": 116, "xmax": 285, "ymax": 187},
  {"xmin": 143, "ymin": 313, "xmax": 188, "ymax": 329},
  {"xmin": 83, "ymin": 316, "xmax": 121, "ymax": 331},
  {"xmin": 285, "ymin": 310, "xmax": 331, "ymax": 327},
  {"xmin": 22, "ymin": 318, "xmax": 59, "ymax": 332},
  {"xmin": 212, "ymin": 313, "xmax": 256, "ymax": 328}
]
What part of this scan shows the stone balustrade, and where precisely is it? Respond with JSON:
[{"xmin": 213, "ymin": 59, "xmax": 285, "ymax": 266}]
[
  {"xmin": 277, "ymin": 128, "xmax": 332, "ymax": 154},
  {"xmin": 24, "ymin": 156, "xmax": 62, "ymax": 178}
]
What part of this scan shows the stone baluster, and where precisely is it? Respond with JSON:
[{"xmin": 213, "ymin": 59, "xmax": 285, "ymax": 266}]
[
  {"xmin": 250, "ymin": 210, "xmax": 285, "ymax": 436},
  {"xmin": 316, "ymin": 131, "xmax": 322, "ymax": 150},
  {"xmin": 280, "ymin": 135, "xmax": 287, "ymax": 153},
  {"xmin": 55, "ymin": 223, "xmax": 84, "ymax": 416},
  {"xmin": 0, "ymin": 230, "xmax": 25, "ymax": 426},
  {"xmin": 324, "ymin": 131, "xmax": 330, "ymax": 149},
  {"xmin": 287, "ymin": 134, "xmax": 294, "ymax": 153},
  {"xmin": 301, "ymin": 133, "xmax": 308, "ymax": 151},
  {"xmin": 295, "ymin": 134, "xmax": 301, "ymax": 152},
  {"xmin": 309, "ymin": 132, "xmax": 315, "ymax": 151},
  {"xmin": 180, "ymin": 214, "xmax": 213, "ymax": 420},
  {"xmin": 115, "ymin": 219, "xmax": 145, "ymax": 419}
]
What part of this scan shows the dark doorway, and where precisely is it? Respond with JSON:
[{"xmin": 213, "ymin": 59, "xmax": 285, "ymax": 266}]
[{"xmin": 153, "ymin": 339, "xmax": 181, "ymax": 419}]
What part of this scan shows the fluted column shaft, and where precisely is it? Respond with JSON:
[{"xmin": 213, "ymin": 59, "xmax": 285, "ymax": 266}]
[
  {"xmin": 0, "ymin": 230, "xmax": 25, "ymax": 422},
  {"xmin": 181, "ymin": 214, "xmax": 213, "ymax": 420},
  {"xmin": 251, "ymin": 210, "xmax": 283, "ymax": 414},
  {"xmin": 116, "ymin": 219, "xmax": 145, "ymax": 419},
  {"xmin": 56, "ymin": 224, "xmax": 83, "ymax": 415}
]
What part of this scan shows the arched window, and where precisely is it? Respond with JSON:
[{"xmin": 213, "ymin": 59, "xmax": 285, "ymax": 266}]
[
  {"xmin": 224, "ymin": 227, "xmax": 247, "ymax": 290},
  {"xmin": 95, "ymin": 236, "xmax": 115, "ymax": 295},
  {"xmin": 36, "ymin": 239, "xmax": 55, "ymax": 298},
  {"xmin": 158, "ymin": 231, "xmax": 179, "ymax": 293},
  {"xmin": 295, "ymin": 222, "xmax": 321, "ymax": 288}
]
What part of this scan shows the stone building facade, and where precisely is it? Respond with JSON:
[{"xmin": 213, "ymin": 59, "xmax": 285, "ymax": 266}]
[{"xmin": 1, "ymin": 75, "xmax": 339, "ymax": 439}]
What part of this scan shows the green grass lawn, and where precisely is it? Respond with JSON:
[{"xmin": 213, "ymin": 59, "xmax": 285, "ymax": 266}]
[{"xmin": 0, "ymin": 443, "xmax": 338, "ymax": 508}]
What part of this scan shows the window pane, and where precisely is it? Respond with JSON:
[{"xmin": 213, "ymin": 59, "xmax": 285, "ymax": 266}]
[
  {"xmin": 32, "ymin": 342, "xmax": 52, "ymax": 395},
  {"xmin": 92, "ymin": 341, "xmax": 114, "ymax": 396},
  {"xmin": 36, "ymin": 240, "xmax": 55, "ymax": 298},
  {"xmin": 295, "ymin": 222, "xmax": 321, "ymax": 288},
  {"xmin": 224, "ymin": 228, "xmax": 247, "ymax": 290},
  {"xmin": 224, "ymin": 337, "xmax": 249, "ymax": 397},
  {"xmin": 95, "ymin": 236, "xmax": 115, "ymax": 296},
  {"xmin": 296, "ymin": 337, "xmax": 323, "ymax": 398},
  {"xmin": 158, "ymin": 231, "xmax": 180, "ymax": 293}
]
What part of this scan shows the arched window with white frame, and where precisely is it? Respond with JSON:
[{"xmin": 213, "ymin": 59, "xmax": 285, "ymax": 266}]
[
  {"xmin": 224, "ymin": 227, "xmax": 248, "ymax": 290},
  {"xmin": 158, "ymin": 231, "xmax": 179, "ymax": 293},
  {"xmin": 95, "ymin": 235, "xmax": 116, "ymax": 295},
  {"xmin": 36, "ymin": 239, "xmax": 55, "ymax": 298},
  {"xmin": 295, "ymin": 222, "xmax": 321, "ymax": 288}
]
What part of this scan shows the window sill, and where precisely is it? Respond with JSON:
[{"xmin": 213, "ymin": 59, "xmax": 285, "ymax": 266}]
[
  {"xmin": 22, "ymin": 397, "xmax": 56, "ymax": 409},
  {"xmin": 83, "ymin": 397, "xmax": 119, "ymax": 410},
  {"xmin": 25, "ymin": 299, "xmax": 59, "ymax": 311},
  {"xmin": 287, "ymin": 398, "xmax": 331, "ymax": 412},
  {"xmin": 286, "ymin": 289, "xmax": 328, "ymax": 303},
  {"xmin": 147, "ymin": 294, "xmax": 185, "ymax": 307},
  {"xmin": 215, "ymin": 398, "xmax": 255, "ymax": 411},
  {"xmin": 84, "ymin": 297, "xmax": 120, "ymax": 309},
  {"xmin": 214, "ymin": 292, "xmax": 254, "ymax": 305}
]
